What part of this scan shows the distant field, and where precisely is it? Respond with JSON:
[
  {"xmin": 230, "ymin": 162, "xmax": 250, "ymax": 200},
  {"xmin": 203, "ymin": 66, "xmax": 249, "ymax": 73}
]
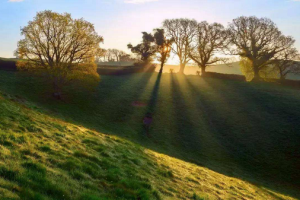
[
  {"xmin": 0, "ymin": 71, "xmax": 299, "ymax": 199},
  {"xmin": 98, "ymin": 61, "xmax": 135, "ymax": 67},
  {"xmin": 158, "ymin": 62, "xmax": 300, "ymax": 80},
  {"xmin": 1, "ymin": 57, "xmax": 299, "ymax": 80}
]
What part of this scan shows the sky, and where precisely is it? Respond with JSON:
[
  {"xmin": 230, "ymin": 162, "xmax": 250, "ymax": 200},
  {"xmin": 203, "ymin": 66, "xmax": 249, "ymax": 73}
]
[{"xmin": 0, "ymin": 0, "xmax": 300, "ymax": 64}]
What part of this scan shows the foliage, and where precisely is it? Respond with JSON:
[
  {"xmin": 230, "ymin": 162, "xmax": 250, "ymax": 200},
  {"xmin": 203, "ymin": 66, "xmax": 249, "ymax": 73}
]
[
  {"xmin": 128, "ymin": 32, "xmax": 157, "ymax": 63},
  {"xmin": 153, "ymin": 29, "xmax": 174, "ymax": 73},
  {"xmin": 240, "ymin": 57, "xmax": 278, "ymax": 81},
  {"xmin": 228, "ymin": 16, "xmax": 295, "ymax": 81},
  {"xmin": 271, "ymin": 47, "xmax": 300, "ymax": 80},
  {"xmin": 16, "ymin": 10, "xmax": 102, "ymax": 96}
]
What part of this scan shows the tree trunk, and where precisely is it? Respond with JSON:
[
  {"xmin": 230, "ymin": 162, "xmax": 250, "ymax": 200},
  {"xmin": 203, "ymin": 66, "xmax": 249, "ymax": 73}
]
[
  {"xmin": 280, "ymin": 75, "xmax": 286, "ymax": 82},
  {"xmin": 178, "ymin": 63, "xmax": 185, "ymax": 74},
  {"xmin": 252, "ymin": 66, "xmax": 261, "ymax": 82},
  {"xmin": 159, "ymin": 62, "xmax": 164, "ymax": 73},
  {"xmin": 201, "ymin": 66, "xmax": 206, "ymax": 76}
]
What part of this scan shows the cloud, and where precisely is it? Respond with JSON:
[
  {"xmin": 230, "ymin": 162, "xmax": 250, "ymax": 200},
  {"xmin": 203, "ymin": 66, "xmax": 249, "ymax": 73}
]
[
  {"xmin": 124, "ymin": 0, "xmax": 158, "ymax": 4},
  {"xmin": 9, "ymin": 0, "xmax": 24, "ymax": 2}
]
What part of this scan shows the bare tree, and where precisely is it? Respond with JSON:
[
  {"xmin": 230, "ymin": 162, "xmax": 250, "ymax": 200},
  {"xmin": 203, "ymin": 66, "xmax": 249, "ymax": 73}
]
[
  {"xmin": 153, "ymin": 29, "xmax": 174, "ymax": 73},
  {"xmin": 189, "ymin": 21, "xmax": 229, "ymax": 76},
  {"xmin": 109, "ymin": 49, "xmax": 126, "ymax": 62},
  {"xmin": 16, "ymin": 10, "xmax": 103, "ymax": 98},
  {"xmin": 163, "ymin": 18, "xmax": 197, "ymax": 74},
  {"xmin": 228, "ymin": 16, "xmax": 295, "ymax": 81},
  {"xmin": 271, "ymin": 47, "xmax": 300, "ymax": 80},
  {"xmin": 105, "ymin": 49, "xmax": 115, "ymax": 62}
]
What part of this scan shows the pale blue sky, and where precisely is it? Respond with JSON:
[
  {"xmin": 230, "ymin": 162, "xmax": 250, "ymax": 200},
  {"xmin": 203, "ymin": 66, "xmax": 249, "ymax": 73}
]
[{"xmin": 0, "ymin": 0, "xmax": 300, "ymax": 61}]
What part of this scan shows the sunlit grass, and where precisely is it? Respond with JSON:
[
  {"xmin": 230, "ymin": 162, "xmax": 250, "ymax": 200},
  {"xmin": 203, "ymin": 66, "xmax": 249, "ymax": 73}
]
[
  {"xmin": 0, "ymin": 92, "xmax": 297, "ymax": 199},
  {"xmin": 0, "ymin": 71, "xmax": 299, "ymax": 199}
]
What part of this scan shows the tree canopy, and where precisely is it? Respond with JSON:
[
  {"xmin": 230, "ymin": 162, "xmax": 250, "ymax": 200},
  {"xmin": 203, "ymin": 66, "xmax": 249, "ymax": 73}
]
[
  {"xmin": 16, "ymin": 10, "xmax": 103, "ymax": 98},
  {"xmin": 228, "ymin": 16, "xmax": 295, "ymax": 81},
  {"xmin": 153, "ymin": 29, "xmax": 174, "ymax": 73},
  {"xmin": 128, "ymin": 32, "xmax": 156, "ymax": 63},
  {"xmin": 271, "ymin": 47, "xmax": 300, "ymax": 80},
  {"xmin": 163, "ymin": 18, "xmax": 198, "ymax": 74},
  {"xmin": 189, "ymin": 21, "xmax": 229, "ymax": 75}
]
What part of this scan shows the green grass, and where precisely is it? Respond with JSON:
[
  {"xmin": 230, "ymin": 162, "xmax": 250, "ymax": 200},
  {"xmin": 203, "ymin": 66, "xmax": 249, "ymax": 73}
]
[{"xmin": 0, "ymin": 71, "xmax": 299, "ymax": 199}]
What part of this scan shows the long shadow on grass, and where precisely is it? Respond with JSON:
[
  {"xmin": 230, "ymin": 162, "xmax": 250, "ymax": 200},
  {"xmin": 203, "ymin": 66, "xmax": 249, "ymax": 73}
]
[
  {"xmin": 135, "ymin": 73, "xmax": 163, "ymax": 140},
  {"xmin": 1, "ymin": 71, "xmax": 299, "ymax": 198},
  {"xmin": 146, "ymin": 72, "xmax": 162, "ymax": 114},
  {"xmin": 65, "ymin": 72, "xmax": 155, "ymax": 137},
  {"xmin": 169, "ymin": 74, "xmax": 206, "ymax": 158},
  {"xmin": 184, "ymin": 76, "xmax": 300, "ymax": 199},
  {"xmin": 212, "ymin": 78, "xmax": 300, "ymax": 192}
]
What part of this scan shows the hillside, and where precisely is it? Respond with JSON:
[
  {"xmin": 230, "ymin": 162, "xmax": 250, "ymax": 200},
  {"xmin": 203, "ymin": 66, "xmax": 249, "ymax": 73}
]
[
  {"xmin": 1, "ymin": 92, "xmax": 298, "ymax": 199},
  {"xmin": 0, "ymin": 71, "xmax": 300, "ymax": 199}
]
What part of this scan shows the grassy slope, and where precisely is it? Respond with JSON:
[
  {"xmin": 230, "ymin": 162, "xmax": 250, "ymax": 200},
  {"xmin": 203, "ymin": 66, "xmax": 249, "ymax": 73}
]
[
  {"xmin": 0, "ymin": 71, "xmax": 299, "ymax": 199},
  {"xmin": 0, "ymin": 92, "xmax": 296, "ymax": 200}
]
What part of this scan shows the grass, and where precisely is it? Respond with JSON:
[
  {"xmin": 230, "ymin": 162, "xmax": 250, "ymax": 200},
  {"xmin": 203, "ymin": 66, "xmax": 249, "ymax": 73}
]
[
  {"xmin": 0, "ymin": 90, "xmax": 297, "ymax": 200},
  {"xmin": 0, "ymin": 71, "xmax": 299, "ymax": 199}
]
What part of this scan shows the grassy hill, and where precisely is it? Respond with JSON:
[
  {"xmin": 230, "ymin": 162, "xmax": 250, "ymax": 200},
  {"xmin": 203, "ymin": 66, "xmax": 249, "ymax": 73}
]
[
  {"xmin": 0, "ymin": 88, "xmax": 298, "ymax": 200},
  {"xmin": 0, "ymin": 71, "xmax": 299, "ymax": 199}
]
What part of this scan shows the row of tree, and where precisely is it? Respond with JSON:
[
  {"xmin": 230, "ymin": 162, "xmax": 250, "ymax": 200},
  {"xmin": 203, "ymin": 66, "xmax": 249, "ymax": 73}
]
[
  {"xmin": 97, "ymin": 49, "xmax": 135, "ymax": 62},
  {"xmin": 13, "ymin": 11, "xmax": 300, "ymax": 99},
  {"xmin": 129, "ymin": 17, "xmax": 300, "ymax": 80}
]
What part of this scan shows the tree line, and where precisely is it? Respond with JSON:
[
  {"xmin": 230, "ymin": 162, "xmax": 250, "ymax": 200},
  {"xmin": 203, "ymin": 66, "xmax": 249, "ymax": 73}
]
[
  {"xmin": 14, "ymin": 11, "xmax": 300, "ymax": 98},
  {"xmin": 128, "ymin": 17, "xmax": 300, "ymax": 80},
  {"xmin": 97, "ymin": 49, "xmax": 135, "ymax": 63}
]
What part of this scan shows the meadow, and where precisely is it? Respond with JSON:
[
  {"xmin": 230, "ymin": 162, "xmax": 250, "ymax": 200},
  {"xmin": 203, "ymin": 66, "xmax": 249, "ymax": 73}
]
[{"xmin": 0, "ymin": 70, "xmax": 299, "ymax": 199}]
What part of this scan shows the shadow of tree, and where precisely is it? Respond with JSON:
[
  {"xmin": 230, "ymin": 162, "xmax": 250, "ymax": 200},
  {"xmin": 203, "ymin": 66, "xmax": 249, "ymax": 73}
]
[
  {"xmin": 1, "ymin": 71, "xmax": 299, "ymax": 199},
  {"xmin": 182, "ymin": 75, "xmax": 300, "ymax": 198}
]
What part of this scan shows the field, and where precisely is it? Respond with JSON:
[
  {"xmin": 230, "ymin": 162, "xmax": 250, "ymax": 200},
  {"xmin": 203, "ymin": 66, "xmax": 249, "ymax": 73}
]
[
  {"xmin": 0, "ymin": 70, "xmax": 299, "ymax": 199},
  {"xmin": 160, "ymin": 62, "xmax": 300, "ymax": 80},
  {"xmin": 1, "ymin": 57, "xmax": 300, "ymax": 80}
]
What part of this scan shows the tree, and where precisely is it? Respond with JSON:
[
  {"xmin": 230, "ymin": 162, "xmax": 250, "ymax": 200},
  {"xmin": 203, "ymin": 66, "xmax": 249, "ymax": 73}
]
[
  {"xmin": 240, "ymin": 57, "xmax": 278, "ymax": 81},
  {"xmin": 104, "ymin": 49, "xmax": 115, "ymax": 62},
  {"xmin": 228, "ymin": 16, "xmax": 295, "ymax": 81},
  {"xmin": 96, "ymin": 48, "xmax": 107, "ymax": 62},
  {"xmin": 119, "ymin": 54, "xmax": 134, "ymax": 62},
  {"xmin": 16, "ymin": 10, "xmax": 103, "ymax": 98},
  {"xmin": 128, "ymin": 32, "xmax": 156, "ymax": 63},
  {"xmin": 110, "ymin": 49, "xmax": 127, "ymax": 62},
  {"xmin": 271, "ymin": 47, "xmax": 300, "ymax": 80},
  {"xmin": 153, "ymin": 29, "xmax": 174, "ymax": 73},
  {"xmin": 163, "ymin": 18, "xmax": 197, "ymax": 74},
  {"xmin": 188, "ymin": 21, "xmax": 229, "ymax": 76}
]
